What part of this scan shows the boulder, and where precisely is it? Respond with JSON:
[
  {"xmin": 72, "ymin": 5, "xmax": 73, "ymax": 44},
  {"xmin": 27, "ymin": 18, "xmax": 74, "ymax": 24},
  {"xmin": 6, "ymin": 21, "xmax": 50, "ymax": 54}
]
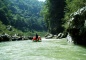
[
  {"xmin": 0, "ymin": 33, "xmax": 11, "ymax": 42},
  {"xmin": 45, "ymin": 33, "xmax": 53, "ymax": 39}
]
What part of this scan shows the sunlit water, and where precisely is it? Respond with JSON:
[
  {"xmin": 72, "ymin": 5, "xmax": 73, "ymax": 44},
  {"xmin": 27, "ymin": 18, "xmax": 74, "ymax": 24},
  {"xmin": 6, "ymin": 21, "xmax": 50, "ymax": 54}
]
[{"xmin": 0, "ymin": 38, "xmax": 86, "ymax": 60}]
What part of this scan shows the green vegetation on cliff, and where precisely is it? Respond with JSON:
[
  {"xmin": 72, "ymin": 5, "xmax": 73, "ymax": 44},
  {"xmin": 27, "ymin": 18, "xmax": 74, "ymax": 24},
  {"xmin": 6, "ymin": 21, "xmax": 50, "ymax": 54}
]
[{"xmin": 63, "ymin": 0, "xmax": 86, "ymax": 29}]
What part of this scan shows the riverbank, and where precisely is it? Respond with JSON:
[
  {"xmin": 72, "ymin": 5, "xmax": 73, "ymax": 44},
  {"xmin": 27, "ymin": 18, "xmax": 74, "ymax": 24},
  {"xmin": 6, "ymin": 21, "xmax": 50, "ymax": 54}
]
[{"xmin": 0, "ymin": 38, "xmax": 86, "ymax": 60}]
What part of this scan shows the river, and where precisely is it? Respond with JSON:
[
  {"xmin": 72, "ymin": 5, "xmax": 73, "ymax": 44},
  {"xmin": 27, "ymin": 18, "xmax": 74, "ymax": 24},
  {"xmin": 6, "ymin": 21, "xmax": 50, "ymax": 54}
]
[{"xmin": 0, "ymin": 38, "xmax": 86, "ymax": 60}]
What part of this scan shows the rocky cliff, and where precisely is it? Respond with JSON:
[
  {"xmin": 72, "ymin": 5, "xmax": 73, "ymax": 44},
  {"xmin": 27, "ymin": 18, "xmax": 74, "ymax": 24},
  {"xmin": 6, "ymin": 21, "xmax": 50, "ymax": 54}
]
[{"xmin": 68, "ymin": 6, "xmax": 86, "ymax": 45}]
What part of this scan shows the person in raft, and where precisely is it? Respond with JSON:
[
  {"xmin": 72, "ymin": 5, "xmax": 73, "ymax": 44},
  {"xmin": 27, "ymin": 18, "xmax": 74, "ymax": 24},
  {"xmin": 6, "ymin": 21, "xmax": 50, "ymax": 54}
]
[{"xmin": 36, "ymin": 33, "xmax": 38, "ymax": 40}]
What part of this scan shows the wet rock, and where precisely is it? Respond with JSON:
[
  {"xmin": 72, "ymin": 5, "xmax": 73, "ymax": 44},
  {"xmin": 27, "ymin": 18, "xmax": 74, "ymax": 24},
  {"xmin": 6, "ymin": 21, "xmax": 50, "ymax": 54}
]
[
  {"xmin": 45, "ymin": 33, "xmax": 53, "ymax": 39},
  {"xmin": 28, "ymin": 36, "xmax": 33, "ymax": 40},
  {"xmin": 56, "ymin": 32, "xmax": 67, "ymax": 39},
  {"xmin": 0, "ymin": 33, "xmax": 11, "ymax": 42},
  {"xmin": 11, "ymin": 34, "xmax": 25, "ymax": 41}
]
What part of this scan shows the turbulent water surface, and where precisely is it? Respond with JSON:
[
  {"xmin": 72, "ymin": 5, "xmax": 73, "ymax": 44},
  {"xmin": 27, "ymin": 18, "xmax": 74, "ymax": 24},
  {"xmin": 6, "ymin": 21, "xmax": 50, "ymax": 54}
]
[{"xmin": 0, "ymin": 38, "xmax": 86, "ymax": 60}]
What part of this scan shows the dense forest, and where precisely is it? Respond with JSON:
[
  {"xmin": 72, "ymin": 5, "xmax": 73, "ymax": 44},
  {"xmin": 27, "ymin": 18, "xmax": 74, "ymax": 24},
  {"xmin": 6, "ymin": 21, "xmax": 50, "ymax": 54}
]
[{"xmin": 0, "ymin": 0, "xmax": 47, "ymax": 36}]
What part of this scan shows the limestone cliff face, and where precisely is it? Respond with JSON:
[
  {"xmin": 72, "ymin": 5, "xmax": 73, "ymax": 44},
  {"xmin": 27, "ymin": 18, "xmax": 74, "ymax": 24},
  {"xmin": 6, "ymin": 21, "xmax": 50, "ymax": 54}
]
[{"xmin": 68, "ymin": 6, "xmax": 86, "ymax": 45}]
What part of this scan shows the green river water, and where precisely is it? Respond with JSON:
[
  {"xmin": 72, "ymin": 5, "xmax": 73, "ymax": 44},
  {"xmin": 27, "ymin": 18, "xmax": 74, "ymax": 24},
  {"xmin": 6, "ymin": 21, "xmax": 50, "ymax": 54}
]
[{"xmin": 0, "ymin": 38, "xmax": 86, "ymax": 60}]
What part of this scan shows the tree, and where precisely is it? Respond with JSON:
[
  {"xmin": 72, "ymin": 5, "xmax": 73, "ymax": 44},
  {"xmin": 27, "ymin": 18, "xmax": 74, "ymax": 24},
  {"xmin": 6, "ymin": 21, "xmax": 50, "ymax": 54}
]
[{"xmin": 42, "ymin": 0, "xmax": 65, "ymax": 34}]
